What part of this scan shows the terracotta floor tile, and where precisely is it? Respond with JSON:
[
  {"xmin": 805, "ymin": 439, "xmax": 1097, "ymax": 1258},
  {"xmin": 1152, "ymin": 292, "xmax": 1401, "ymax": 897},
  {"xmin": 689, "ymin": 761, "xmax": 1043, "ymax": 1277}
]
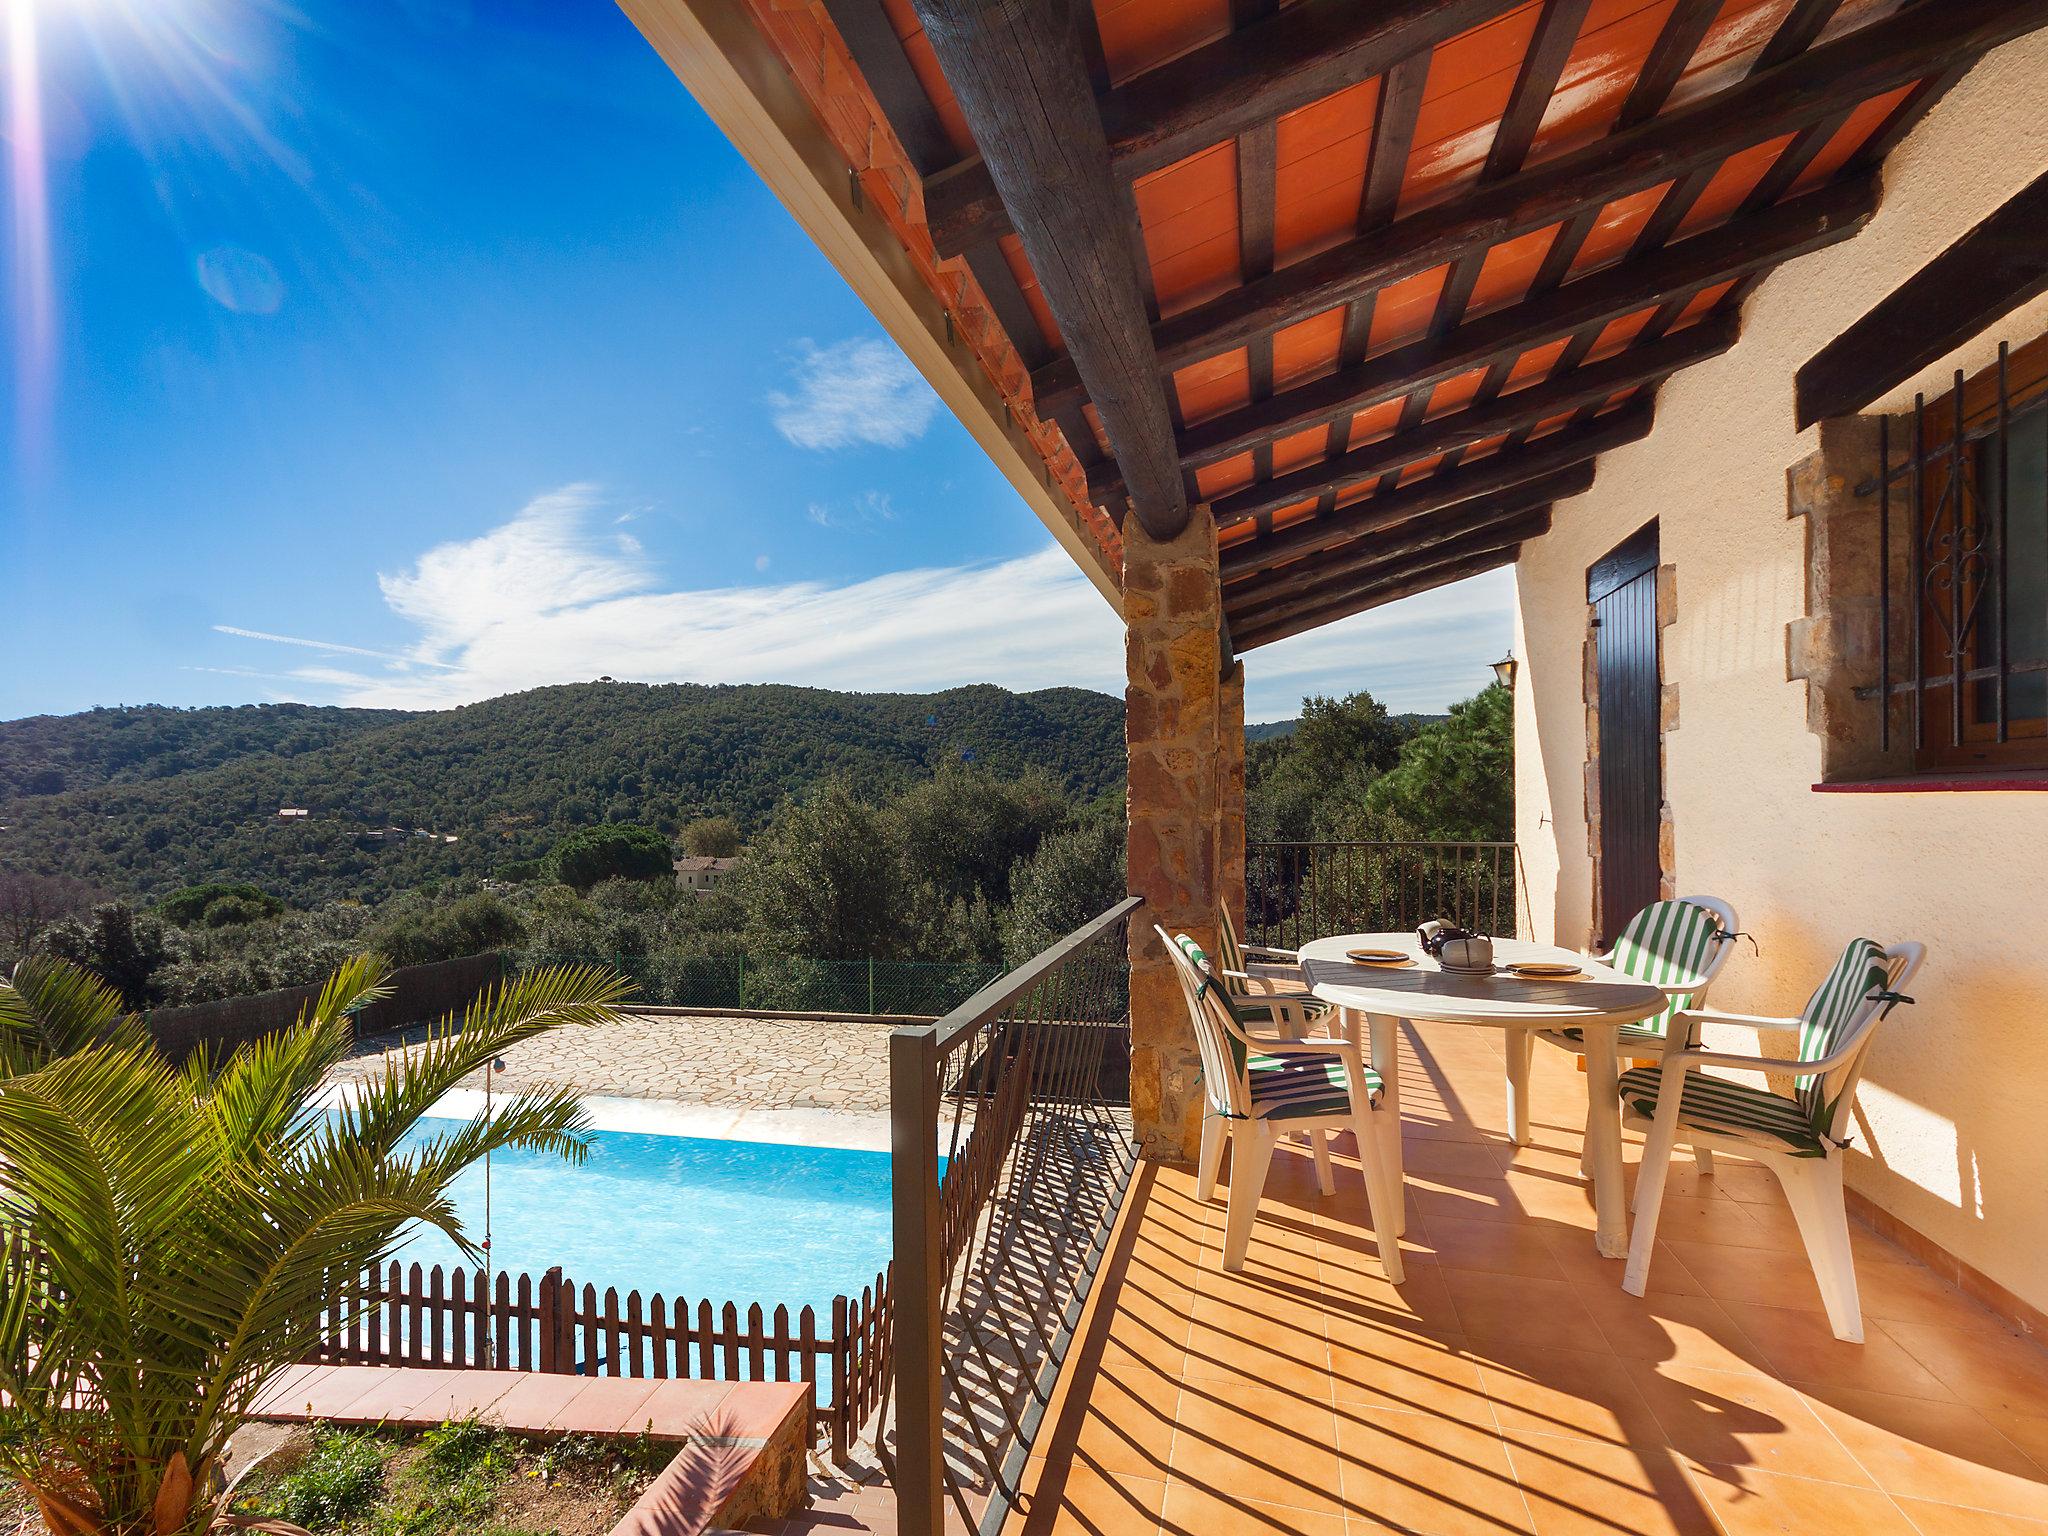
[
  {"xmin": 1876, "ymin": 1322, "xmax": 2048, "ymax": 1417},
  {"xmin": 1167, "ymin": 1382, "xmax": 1345, "ymax": 1515},
  {"xmin": 1333, "ymin": 1405, "xmax": 1535, "ymax": 1534},
  {"xmin": 1475, "ymin": 1343, "xmax": 1668, "ymax": 1449},
  {"xmin": 1043, "ymin": 1367, "xmax": 1181, "ymax": 1483},
  {"xmin": 1578, "ymin": 1290, "xmax": 1773, "ymax": 1376},
  {"xmin": 1806, "ymin": 1386, "xmax": 2048, "ymax": 1519},
  {"xmin": 1720, "ymin": 1303, "xmax": 1953, "ymax": 1398},
  {"xmin": 1159, "ymin": 1478, "xmax": 1345, "ymax": 1535},
  {"xmin": 1315, "ymin": 1253, "xmax": 1468, "ymax": 1336},
  {"xmin": 249, "ymin": 1363, "xmax": 332, "ymax": 1417},
  {"xmin": 1539, "ymin": 1229, "xmax": 1705, "ymax": 1298},
  {"xmin": 1636, "ymin": 1196, "xmax": 1782, "ymax": 1251},
  {"xmin": 1423, "ymin": 1216, "xmax": 1571, "ymax": 1281},
  {"xmin": 1680, "ymin": 1459, "xmax": 1922, "ymax": 1536},
  {"xmin": 1324, "ymin": 1326, "xmax": 1493, "ymax": 1425},
  {"xmin": 543, "ymin": 1373, "xmax": 664, "ymax": 1435},
  {"xmin": 1184, "ymin": 1293, "xmax": 1335, "ymax": 1400},
  {"xmin": 1499, "ymin": 1430, "xmax": 1718, "ymax": 1536},
  {"xmin": 1402, "ymin": 1140, "xmax": 1514, "ymax": 1177},
  {"xmin": 1738, "ymin": 1203, "xmax": 1919, "ymax": 1267},
  {"xmin": 2000, "ymin": 1416, "xmax": 2048, "ymax": 1469},
  {"xmin": 1011, "ymin": 1455, "xmax": 1165, "ymax": 1536},
  {"xmin": 1413, "ymin": 1173, "xmax": 1529, "ymax": 1227},
  {"xmin": 1891, "ymin": 1496, "xmax": 2048, "ymax": 1535},
  {"xmin": 1443, "ymin": 1271, "xmax": 1604, "ymax": 1354},
  {"xmin": 1662, "ymin": 1239, "xmax": 1828, "ymax": 1312},
  {"xmin": 1856, "ymin": 1263, "xmax": 2012, "ymax": 1335},
  {"xmin": 326, "ymin": 1366, "xmax": 463, "ymax": 1425},
  {"xmin": 1625, "ymin": 1361, "xmax": 1874, "ymax": 1487},
  {"xmin": 409, "ymin": 1368, "xmax": 523, "ymax": 1425}
]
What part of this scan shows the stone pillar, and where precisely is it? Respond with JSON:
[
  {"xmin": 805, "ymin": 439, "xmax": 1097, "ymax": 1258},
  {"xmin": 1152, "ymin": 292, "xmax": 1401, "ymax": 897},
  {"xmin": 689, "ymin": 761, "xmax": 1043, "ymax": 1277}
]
[
  {"xmin": 1124, "ymin": 508, "xmax": 1222, "ymax": 1165},
  {"xmin": 1218, "ymin": 660, "xmax": 1247, "ymax": 934}
]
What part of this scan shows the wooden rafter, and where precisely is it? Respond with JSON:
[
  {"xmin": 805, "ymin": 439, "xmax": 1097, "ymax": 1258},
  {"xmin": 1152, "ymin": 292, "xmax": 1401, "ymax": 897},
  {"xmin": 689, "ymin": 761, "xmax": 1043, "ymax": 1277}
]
[
  {"xmin": 1372, "ymin": 0, "xmax": 1592, "ymax": 498},
  {"xmin": 1029, "ymin": 0, "xmax": 2048, "ymax": 412},
  {"xmin": 908, "ymin": 0, "xmax": 1188, "ymax": 539},
  {"xmin": 1224, "ymin": 476, "xmax": 1584, "ymax": 613},
  {"xmin": 1797, "ymin": 167, "xmax": 2048, "ymax": 427},
  {"xmin": 1234, "ymin": 537, "xmax": 1531, "ymax": 650},
  {"xmin": 1204, "ymin": 316, "xmax": 1732, "ymax": 526},
  {"xmin": 925, "ymin": 0, "xmax": 1526, "ymax": 257},
  {"xmin": 1181, "ymin": 176, "xmax": 1875, "ymax": 474},
  {"xmin": 1221, "ymin": 400, "xmax": 1652, "ymax": 581},
  {"xmin": 1229, "ymin": 505, "xmax": 1553, "ymax": 629}
]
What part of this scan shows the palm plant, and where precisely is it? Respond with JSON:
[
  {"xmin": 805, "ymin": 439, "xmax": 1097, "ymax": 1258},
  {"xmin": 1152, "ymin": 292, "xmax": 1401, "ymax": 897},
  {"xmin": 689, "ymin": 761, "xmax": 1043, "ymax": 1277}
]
[{"xmin": 0, "ymin": 953, "xmax": 630, "ymax": 1535}]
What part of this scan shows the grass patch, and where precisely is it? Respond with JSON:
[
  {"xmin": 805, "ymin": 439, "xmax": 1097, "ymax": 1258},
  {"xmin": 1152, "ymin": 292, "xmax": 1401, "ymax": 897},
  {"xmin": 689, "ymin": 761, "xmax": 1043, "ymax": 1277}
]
[{"xmin": 232, "ymin": 1418, "xmax": 665, "ymax": 1536}]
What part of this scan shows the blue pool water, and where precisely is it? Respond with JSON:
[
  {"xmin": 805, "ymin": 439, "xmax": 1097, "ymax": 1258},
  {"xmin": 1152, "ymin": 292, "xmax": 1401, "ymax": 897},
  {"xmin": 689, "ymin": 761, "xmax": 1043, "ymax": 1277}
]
[{"xmin": 390, "ymin": 1120, "xmax": 894, "ymax": 1318}]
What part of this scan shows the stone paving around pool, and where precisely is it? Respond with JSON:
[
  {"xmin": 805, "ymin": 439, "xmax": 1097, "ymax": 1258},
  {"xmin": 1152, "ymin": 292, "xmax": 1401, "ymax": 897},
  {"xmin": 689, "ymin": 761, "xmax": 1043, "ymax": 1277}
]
[{"xmin": 331, "ymin": 1011, "xmax": 893, "ymax": 1117}]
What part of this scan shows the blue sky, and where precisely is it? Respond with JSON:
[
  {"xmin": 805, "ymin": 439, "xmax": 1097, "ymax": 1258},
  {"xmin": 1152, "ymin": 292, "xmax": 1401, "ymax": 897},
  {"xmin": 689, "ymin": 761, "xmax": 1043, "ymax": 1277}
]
[{"xmin": 1, "ymin": 0, "xmax": 1511, "ymax": 724}]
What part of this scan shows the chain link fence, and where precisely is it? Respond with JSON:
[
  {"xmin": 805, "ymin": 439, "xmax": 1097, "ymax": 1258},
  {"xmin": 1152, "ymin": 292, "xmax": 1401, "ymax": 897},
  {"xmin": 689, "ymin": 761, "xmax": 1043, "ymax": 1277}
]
[{"xmin": 515, "ymin": 952, "xmax": 1006, "ymax": 1017}]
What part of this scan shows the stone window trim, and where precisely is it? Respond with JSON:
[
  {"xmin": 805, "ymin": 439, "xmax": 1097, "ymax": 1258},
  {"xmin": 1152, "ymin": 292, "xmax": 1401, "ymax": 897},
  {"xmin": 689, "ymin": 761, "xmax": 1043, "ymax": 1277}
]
[{"xmin": 1583, "ymin": 562, "xmax": 1679, "ymax": 948}]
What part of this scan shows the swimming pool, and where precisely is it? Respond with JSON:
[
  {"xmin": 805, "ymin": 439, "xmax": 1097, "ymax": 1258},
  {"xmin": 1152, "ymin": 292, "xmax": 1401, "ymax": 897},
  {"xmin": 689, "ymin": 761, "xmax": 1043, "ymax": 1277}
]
[{"xmin": 390, "ymin": 1118, "xmax": 894, "ymax": 1318}]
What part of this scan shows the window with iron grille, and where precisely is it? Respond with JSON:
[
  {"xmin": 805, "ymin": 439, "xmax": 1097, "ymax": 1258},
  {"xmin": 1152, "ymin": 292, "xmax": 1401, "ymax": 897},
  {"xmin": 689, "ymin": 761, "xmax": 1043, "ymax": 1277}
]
[{"xmin": 1874, "ymin": 337, "xmax": 2048, "ymax": 771}]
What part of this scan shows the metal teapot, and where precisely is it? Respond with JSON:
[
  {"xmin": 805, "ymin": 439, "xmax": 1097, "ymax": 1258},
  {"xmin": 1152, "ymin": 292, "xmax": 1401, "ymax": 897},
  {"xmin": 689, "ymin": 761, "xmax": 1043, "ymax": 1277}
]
[{"xmin": 1418, "ymin": 919, "xmax": 1494, "ymax": 972}]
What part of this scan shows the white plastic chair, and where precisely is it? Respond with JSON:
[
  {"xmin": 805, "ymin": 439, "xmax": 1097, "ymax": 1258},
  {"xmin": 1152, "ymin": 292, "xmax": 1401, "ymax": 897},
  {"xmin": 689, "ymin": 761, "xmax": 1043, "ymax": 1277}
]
[
  {"xmin": 1507, "ymin": 895, "xmax": 1739, "ymax": 1169},
  {"xmin": 1621, "ymin": 938, "xmax": 1924, "ymax": 1341},
  {"xmin": 1215, "ymin": 903, "xmax": 1323, "ymax": 1005},
  {"xmin": 1159, "ymin": 926, "xmax": 1405, "ymax": 1280}
]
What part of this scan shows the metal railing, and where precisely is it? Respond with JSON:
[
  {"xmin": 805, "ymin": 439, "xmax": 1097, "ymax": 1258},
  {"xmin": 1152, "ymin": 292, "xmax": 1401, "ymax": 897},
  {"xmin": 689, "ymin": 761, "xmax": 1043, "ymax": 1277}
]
[
  {"xmin": 1248, "ymin": 839, "xmax": 1518, "ymax": 947},
  {"xmin": 516, "ymin": 952, "xmax": 1004, "ymax": 1017},
  {"xmin": 889, "ymin": 897, "xmax": 1140, "ymax": 1536}
]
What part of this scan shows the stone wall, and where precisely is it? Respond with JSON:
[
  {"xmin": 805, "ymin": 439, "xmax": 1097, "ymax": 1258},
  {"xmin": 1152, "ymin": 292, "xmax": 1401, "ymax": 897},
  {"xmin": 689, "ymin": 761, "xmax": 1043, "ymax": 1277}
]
[{"xmin": 1124, "ymin": 511, "xmax": 1222, "ymax": 1165}]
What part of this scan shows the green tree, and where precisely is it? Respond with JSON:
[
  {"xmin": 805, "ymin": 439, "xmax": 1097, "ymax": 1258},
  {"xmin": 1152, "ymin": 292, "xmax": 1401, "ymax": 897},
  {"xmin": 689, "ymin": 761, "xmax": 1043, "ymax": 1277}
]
[
  {"xmin": 363, "ymin": 891, "xmax": 527, "ymax": 968},
  {"xmin": 0, "ymin": 954, "xmax": 628, "ymax": 1536},
  {"xmin": 1365, "ymin": 683, "xmax": 1514, "ymax": 841},
  {"xmin": 1002, "ymin": 814, "xmax": 1127, "ymax": 962},
  {"xmin": 679, "ymin": 816, "xmax": 743, "ymax": 858},
  {"xmin": 33, "ymin": 903, "xmax": 175, "ymax": 1012},
  {"xmin": 735, "ymin": 781, "xmax": 906, "ymax": 959},
  {"xmin": 543, "ymin": 824, "xmax": 673, "ymax": 891},
  {"xmin": 154, "ymin": 883, "xmax": 283, "ymax": 928},
  {"xmin": 1246, "ymin": 691, "xmax": 1415, "ymax": 843}
]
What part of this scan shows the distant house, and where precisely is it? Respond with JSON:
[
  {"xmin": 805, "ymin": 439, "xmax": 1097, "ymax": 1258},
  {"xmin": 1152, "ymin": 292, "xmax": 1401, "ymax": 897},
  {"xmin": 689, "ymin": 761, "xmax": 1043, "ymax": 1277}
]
[
  {"xmin": 277, "ymin": 807, "xmax": 309, "ymax": 818},
  {"xmin": 673, "ymin": 855, "xmax": 737, "ymax": 894}
]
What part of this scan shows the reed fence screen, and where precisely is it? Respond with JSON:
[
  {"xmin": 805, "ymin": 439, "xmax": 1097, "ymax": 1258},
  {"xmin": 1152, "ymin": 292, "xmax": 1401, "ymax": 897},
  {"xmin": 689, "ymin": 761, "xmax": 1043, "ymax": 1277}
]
[
  {"xmin": 518, "ymin": 952, "xmax": 1003, "ymax": 1018},
  {"xmin": 307, "ymin": 1258, "xmax": 890, "ymax": 1459},
  {"xmin": 1247, "ymin": 839, "xmax": 1518, "ymax": 948}
]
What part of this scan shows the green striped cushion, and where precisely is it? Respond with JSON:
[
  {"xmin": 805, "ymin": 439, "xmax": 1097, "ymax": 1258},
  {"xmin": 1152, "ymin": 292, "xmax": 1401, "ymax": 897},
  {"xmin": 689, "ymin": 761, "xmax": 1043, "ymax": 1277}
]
[
  {"xmin": 1795, "ymin": 937, "xmax": 1888, "ymax": 1125},
  {"xmin": 1181, "ymin": 933, "xmax": 1332, "ymax": 1023},
  {"xmin": 1248, "ymin": 1052, "xmax": 1382, "ymax": 1121},
  {"xmin": 1617, "ymin": 1066, "xmax": 1825, "ymax": 1155},
  {"xmin": 1607, "ymin": 899, "xmax": 1727, "ymax": 1039}
]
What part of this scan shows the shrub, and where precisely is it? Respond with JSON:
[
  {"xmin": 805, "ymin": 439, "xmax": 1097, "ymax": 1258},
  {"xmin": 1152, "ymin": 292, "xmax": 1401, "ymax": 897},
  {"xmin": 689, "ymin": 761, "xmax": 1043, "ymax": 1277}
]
[
  {"xmin": 33, "ymin": 902, "xmax": 176, "ymax": 1010},
  {"xmin": 544, "ymin": 825, "xmax": 673, "ymax": 891},
  {"xmin": 156, "ymin": 882, "xmax": 283, "ymax": 927},
  {"xmin": 262, "ymin": 1426, "xmax": 387, "ymax": 1527}
]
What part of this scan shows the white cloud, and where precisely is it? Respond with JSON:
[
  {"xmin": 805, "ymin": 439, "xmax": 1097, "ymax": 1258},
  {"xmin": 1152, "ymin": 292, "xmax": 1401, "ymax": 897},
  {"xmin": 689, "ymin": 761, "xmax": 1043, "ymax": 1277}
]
[
  {"xmin": 806, "ymin": 489, "xmax": 899, "ymax": 530},
  {"xmin": 768, "ymin": 338, "xmax": 939, "ymax": 450},
  {"xmin": 217, "ymin": 485, "xmax": 1513, "ymax": 719}
]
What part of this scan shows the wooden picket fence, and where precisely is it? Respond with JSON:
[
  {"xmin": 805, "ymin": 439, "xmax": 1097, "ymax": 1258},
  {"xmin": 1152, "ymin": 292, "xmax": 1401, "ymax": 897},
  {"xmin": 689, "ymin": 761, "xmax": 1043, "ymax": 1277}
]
[{"xmin": 307, "ymin": 1259, "xmax": 892, "ymax": 1459}]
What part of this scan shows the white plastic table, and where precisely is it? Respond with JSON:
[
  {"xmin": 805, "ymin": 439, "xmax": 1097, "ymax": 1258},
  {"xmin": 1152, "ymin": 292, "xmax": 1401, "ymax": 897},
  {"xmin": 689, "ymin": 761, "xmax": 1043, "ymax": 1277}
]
[{"xmin": 1299, "ymin": 932, "xmax": 1670, "ymax": 1259}]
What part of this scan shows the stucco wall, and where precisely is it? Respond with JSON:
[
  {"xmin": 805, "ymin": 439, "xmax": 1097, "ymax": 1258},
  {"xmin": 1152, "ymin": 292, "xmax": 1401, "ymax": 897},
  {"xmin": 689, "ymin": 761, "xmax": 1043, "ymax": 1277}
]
[{"xmin": 1513, "ymin": 35, "xmax": 2048, "ymax": 1316}]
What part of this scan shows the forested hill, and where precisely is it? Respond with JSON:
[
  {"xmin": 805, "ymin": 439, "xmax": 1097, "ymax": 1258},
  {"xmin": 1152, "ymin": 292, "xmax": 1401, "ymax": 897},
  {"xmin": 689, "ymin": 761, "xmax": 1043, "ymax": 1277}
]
[
  {"xmin": 0, "ymin": 703, "xmax": 410, "ymax": 798},
  {"xmin": 0, "ymin": 682, "xmax": 1125, "ymax": 906}
]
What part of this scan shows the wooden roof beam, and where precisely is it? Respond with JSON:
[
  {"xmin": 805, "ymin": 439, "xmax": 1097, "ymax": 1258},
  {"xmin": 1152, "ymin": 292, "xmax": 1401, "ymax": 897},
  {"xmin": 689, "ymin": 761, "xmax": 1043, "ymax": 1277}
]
[
  {"xmin": 1228, "ymin": 505, "xmax": 1553, "ymax": 629},
  {"xmin": 1185, "ymin": 176, "xmax": 1872, "ymax": 473},
  {"xmin": 1201, "ymin": 315, "xmax": 1731, "ymax": 524},
  {"xmin": 1223, "ymin": 467, "xmax": 1592, "ymax": 611},
  {"xmin": 926, "ymin": 0, "xmax": 1525, "ymax": 258},
  {"xmin": 1030, "ymin": 0, "xmax": 2048, "ymax": 408},
  {"xmin": 1234, "ymin": 539, "xmax": 1529, "ymax": 651},
  {"xmin": 909, "ymin": 0, "xmax": 1189, "ymax": 539},
  {"xmin": 1797, "ymin": 166, "xmax": 2048, "ymax": 427},
  {"xmin": 1220, "ymin": 402, "xmax": 1649, "ymax": 582}
]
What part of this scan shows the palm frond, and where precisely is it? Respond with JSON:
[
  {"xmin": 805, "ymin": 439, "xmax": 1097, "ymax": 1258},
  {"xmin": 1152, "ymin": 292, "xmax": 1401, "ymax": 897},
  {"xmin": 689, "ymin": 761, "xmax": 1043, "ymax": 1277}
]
[{"xmin": 0, "ymin": 959, "xmax": 141, "ymax": 1078}]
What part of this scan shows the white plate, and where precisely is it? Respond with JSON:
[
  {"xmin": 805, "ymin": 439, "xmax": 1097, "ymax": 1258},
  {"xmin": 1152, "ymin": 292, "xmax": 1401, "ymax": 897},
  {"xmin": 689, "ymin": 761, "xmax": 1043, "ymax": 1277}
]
[{"xmin": 1509, "ymin": 961, "xmax": 1583, "ymax": 979}]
